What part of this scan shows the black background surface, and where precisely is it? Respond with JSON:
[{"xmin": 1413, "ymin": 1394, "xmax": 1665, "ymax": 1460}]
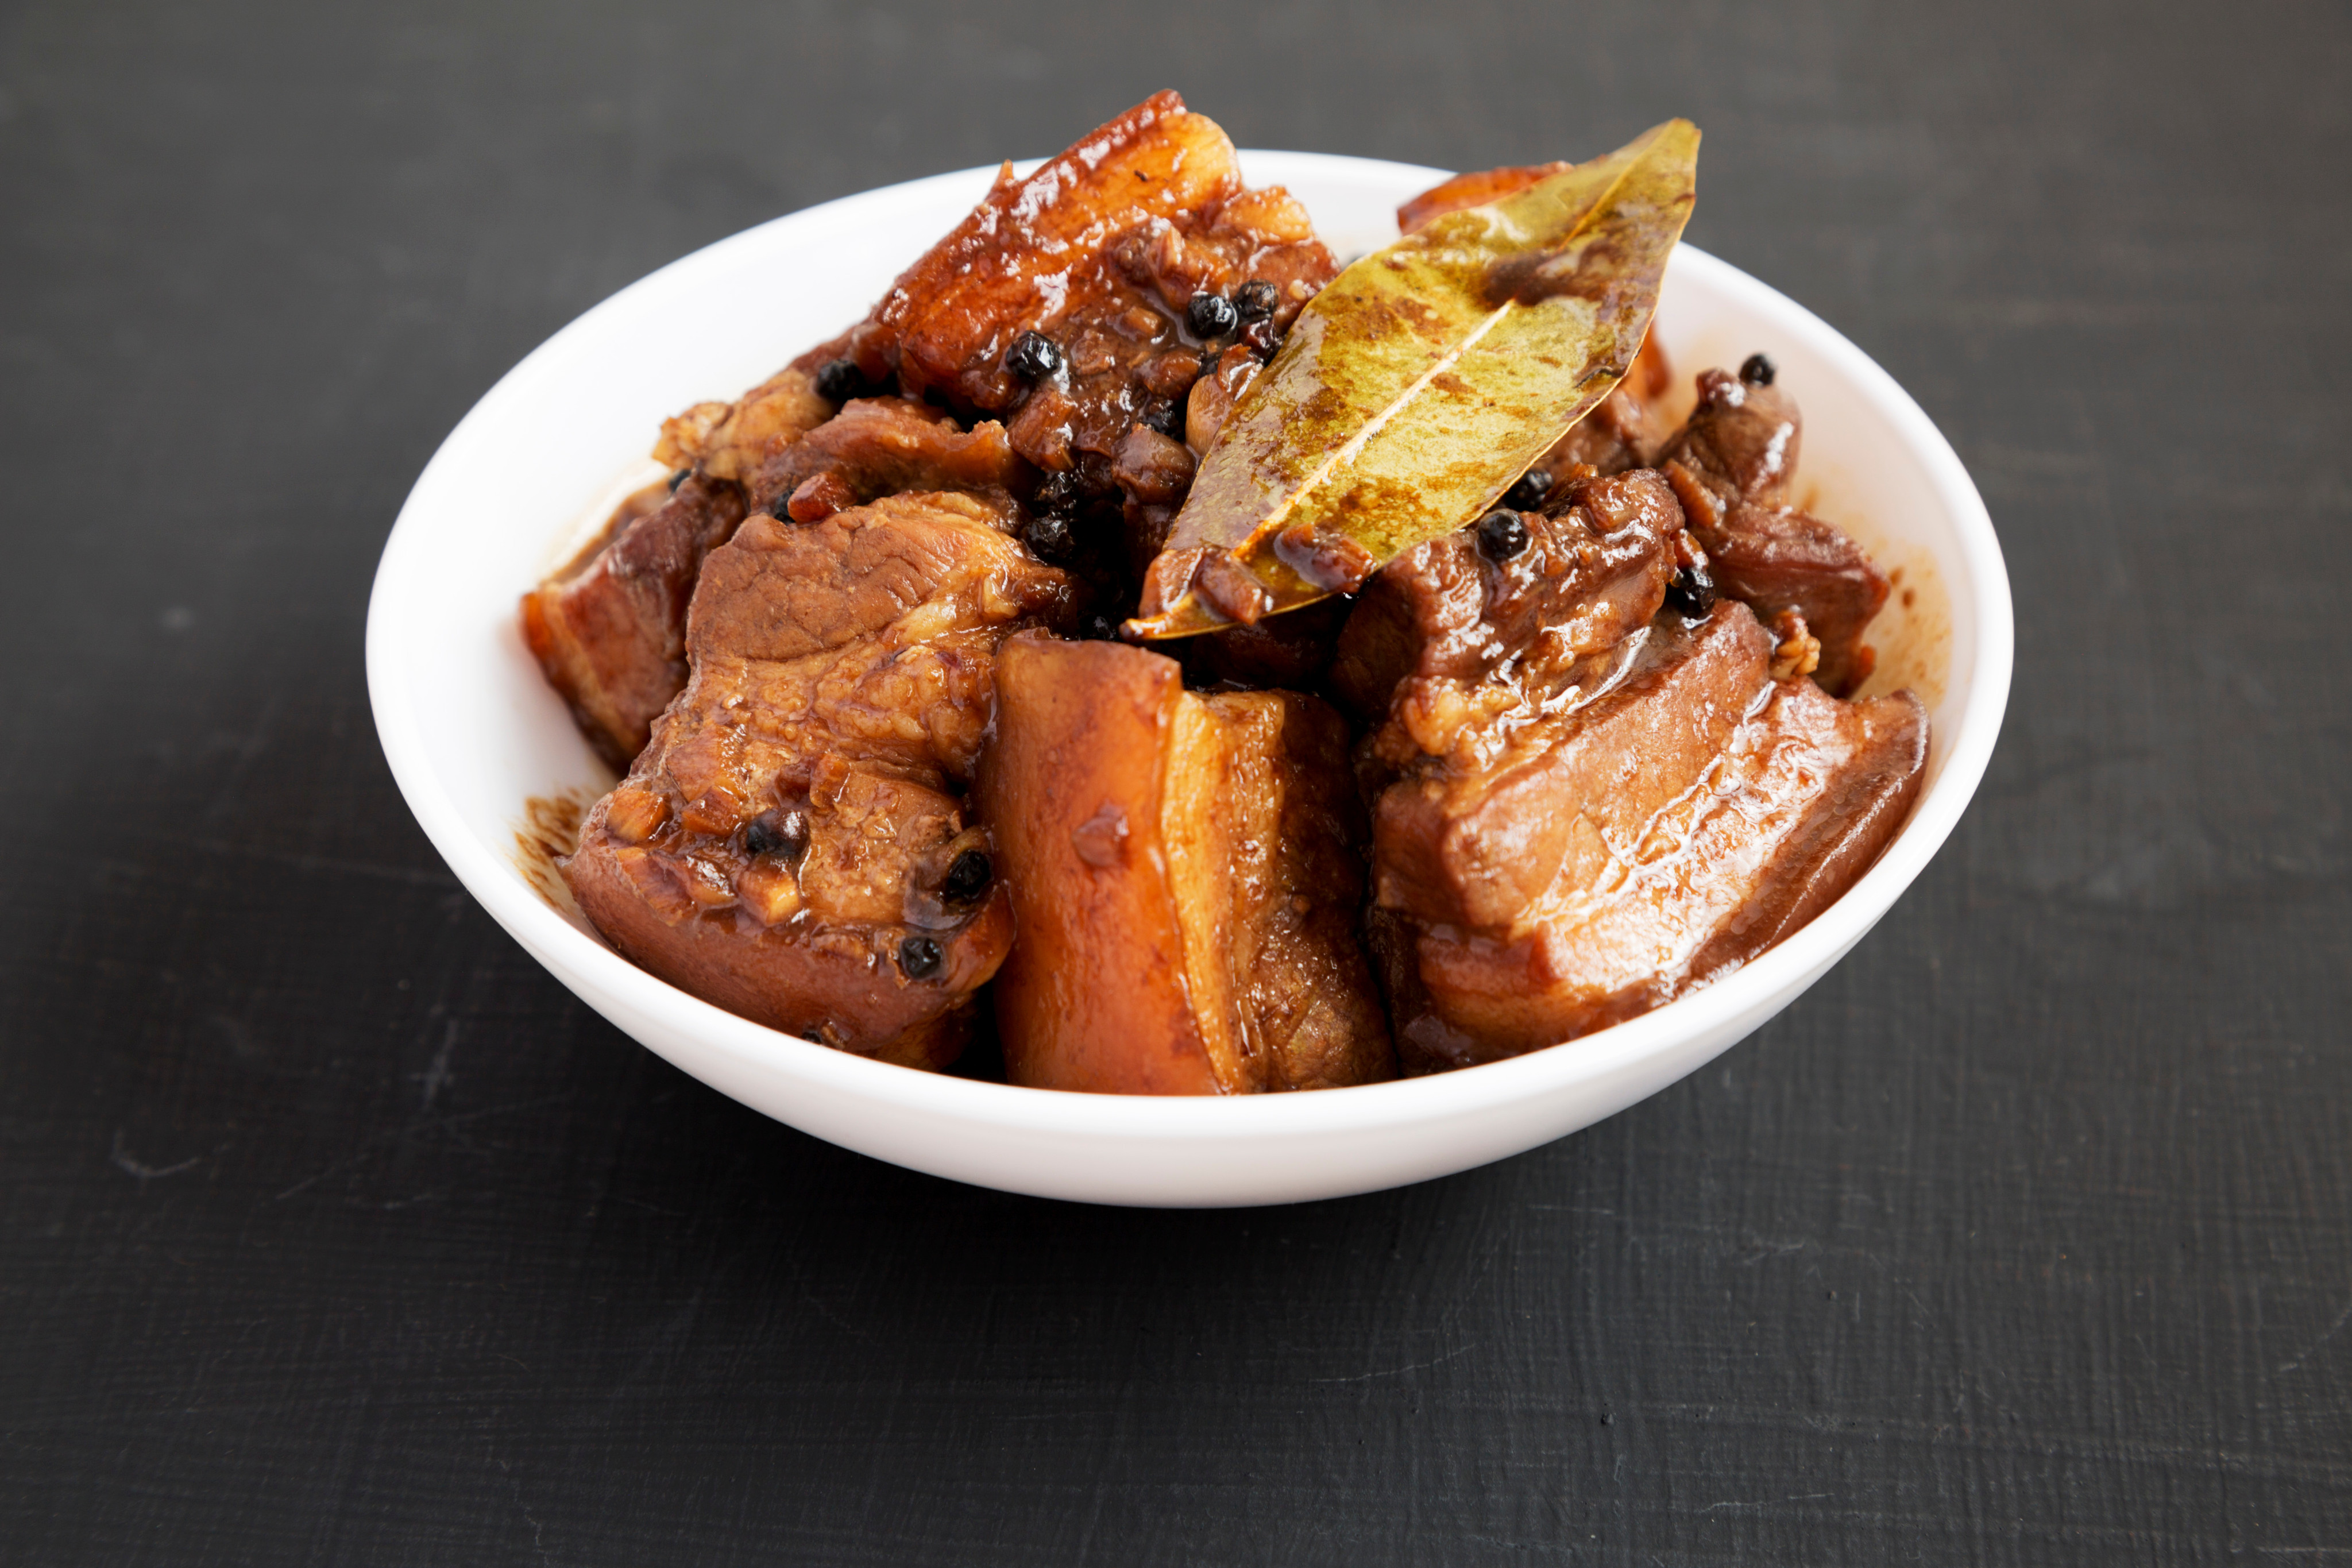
[{"xmin": 5, "ymin": 1, "xmax": 2349, "ymax": 1561}]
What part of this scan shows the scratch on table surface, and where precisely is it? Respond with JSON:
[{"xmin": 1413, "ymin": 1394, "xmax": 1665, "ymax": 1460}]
[
  {"xmin": 110, "ymin": 1130, "xmax": 225, "ymax": 1182},
  {"xmin": 1642, "ymin": 1400, "xmax": 2352, "ymax": 1487},
  {"xmin": 495, "ymin": 1455, "xmax": 556, "ymax": 1567},
  {"xmin": 795, "ymin": 1276, "xmax": 877, "ymax": 1344},
  {"xmin": 271, "ymin": 1092, "xmax": 575, "ymax": 1202},
  {"xmin": 418, "ymin": 1018, "xmax": 458, "ymax": 1110},
  {"xmin": 1311, "ymin": 1341, "xmax": 1478, "ymax": 1382},
  {"xmin": 200, "ymin": 692, "xmax": 282, "ymax": 826},
  {"xmin": 2276, "ymin": 1292, "xmax": 2352, "ymax": 1374},
  {"xmin": 1698, "ymin": 1494, "xmax": 1833, "ymax": 1513}
]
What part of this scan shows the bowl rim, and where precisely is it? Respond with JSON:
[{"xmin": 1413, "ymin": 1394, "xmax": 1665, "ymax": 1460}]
[{"xmin": 366, "ymin": 150, "xmax": 2013, "ymax": 1145}]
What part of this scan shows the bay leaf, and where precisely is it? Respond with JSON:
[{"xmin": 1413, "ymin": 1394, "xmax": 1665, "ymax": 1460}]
[{"xmin": 1126, "ymin": 118, "xmax": 1700, "ymax": 640}]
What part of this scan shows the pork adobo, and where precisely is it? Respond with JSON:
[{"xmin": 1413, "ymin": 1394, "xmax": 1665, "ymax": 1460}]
[{"xmin": 525, "ymin": 95, "xmax": 1929, "ymax": 1094}]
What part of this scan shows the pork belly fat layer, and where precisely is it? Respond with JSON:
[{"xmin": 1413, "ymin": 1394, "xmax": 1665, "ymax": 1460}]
[
  {"xmin": 563, "ymin": 493, "xmax": 1072, "ymax": 1068},
  {"xmin": 978, "ymin": 635, "xmax": 1395, "ymax": 1095}
]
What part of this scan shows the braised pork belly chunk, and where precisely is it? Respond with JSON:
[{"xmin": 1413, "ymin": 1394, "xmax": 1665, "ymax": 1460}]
[
  {"xmin": 1343, "ymin": 469, "xmax": 1924, "ymax": 1071},
  {"xmin": 521, "ymin": 473, "xmax": 751, "ymax": 771},
  {"xmin": 656, "ymin": 358, "xmax": 836, "ymax": 486},
  {"xmin": 522, "ymin": 352, "xmax": 841, "ymax": 772},
  {"xmin": 853, "ymin": 91, "xmax": 1332, "ymax": 453},
  {"xmin": 518, "ymin": 112, "xmax": 1930, "ymax": 1091},
  {"xmin": 833, "ymin": 89, "xmax": 1336, "ymax": 593},
  {"xmin": 747, "ymin": 396, "xmax": 1030, "ymax": 524},
  {"xmin": 563, "ymin": 493, "xmax": 1073, "ymax": 1068},
  {"xmin": 1398, "ymin": 665, "xmax": 1926, "ymax": 1066},
  {"xmin": 979, "ymin": 636, "xmax": 1393, "ymax": 1094},
  {"xmin": 1656, "ymin": 359, "xmax": 1889, "ymax": 696},
  {"xmin": 1333, "ymin": 467, "xmax": 1687, "ymax": 728}
]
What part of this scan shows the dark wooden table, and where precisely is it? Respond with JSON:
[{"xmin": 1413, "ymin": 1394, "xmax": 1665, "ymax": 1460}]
[{"xmin": 6, "ymin": 1, "xmax": 2347, "ymax": 1560}]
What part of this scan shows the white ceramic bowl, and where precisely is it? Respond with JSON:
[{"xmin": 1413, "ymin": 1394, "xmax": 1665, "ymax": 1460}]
[{"xmin": 368, "ymin": 152, "xmax": 2011, "ymax": 1207}]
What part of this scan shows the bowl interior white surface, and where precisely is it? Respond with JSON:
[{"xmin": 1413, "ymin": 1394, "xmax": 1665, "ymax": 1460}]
[{"xmin": 367, "ymin": 152, "xmax": 2011, "ymax": 1207}]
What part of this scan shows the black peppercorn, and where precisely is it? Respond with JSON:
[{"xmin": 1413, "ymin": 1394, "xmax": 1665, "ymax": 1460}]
[
  {"xmin": 1739, "ymin": 353, "xmax": 1776, "ymax": 387},
  {"xmin": 1476, "ymin": 508, "xmax": 1530, "ymax": 561},
  {"xmin": 742, "ymin": 810, "xmax": 809, "ymax": 861},
  {"xmin": 1186, "ymin": 291, "xmax": 1238, "ymax": 338},
  {"xmin": 1664, "ymin": 562, "xmax": 1717, "ymax": 617},
  {"xmin": 1005, "ymin": 331, "xmax": 1062, "ymax": 381},
  {"xmin": 898, "ymin": 935, "xmax": 944, "ymax": 979},
  {"xmin": 1503, "ymin": 469, "xmax": 1552, "ymax": 511},
  {"xmin": 1142, "ymin": 395, "xmax": 1184, "ymax": 440},
  {"xmin": 816, "ymin": 357, "xmax": 865, "ymax": 403},
  {"xmin": 1022, "ymin": 511, "xmax": 1073, "ymax": 561},
  {"xmin": 1033, "ymin": 469, "xmax": 1080, "ymax": 513},
  {"xmin": 1082, "ymin": 613, "xmax": 1115, "ymax": 641},
  {"xmin": 941, "ymin": 849, "xmax": 993, "ymax": 905},
  {"xmin": 1234, "ymin": 279, "xmax": 1280, "ymax": 320}
]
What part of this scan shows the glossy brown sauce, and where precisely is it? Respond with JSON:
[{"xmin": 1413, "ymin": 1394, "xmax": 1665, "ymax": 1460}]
[
  {"xmin": 1793, "ymin": 473, "xmax": 1952, "ymax": 716},
  {"xmin": 513, "ymin": 788, "xmax": 595, "ymax": 917}
]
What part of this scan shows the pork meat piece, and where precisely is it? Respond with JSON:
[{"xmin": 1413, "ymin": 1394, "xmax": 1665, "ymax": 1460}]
[
  {"xmin": 563, "ymin": 492, "xmax": 1074, "ymax": 1068},
  {"xmin": 857, "ymin": 91, "xmax": 1334, "ymax": 435},
  {"xmin": 1656, "ymin": 364, "xmax": 1889, "ymax": 695},
  {"xmin": 524, "ymin": 346, "xmax": 841, "ymax": 770},
  {"xmin": 1538, "ymin": 329, "xmax": 1675, "ymax": 480},
  {"xmin": 1331, "ymin": 466, "xmax": 1687, "ymax": 727},
  {"xmin": 527, "ymin": 375, "xmax": 1037, "ymax": 770},
  {"xmin": 1372, "ymin": 603, "xmax": 1768, "ymax": 932},
  {"xmin": 1400, "ymin": 669, "xmax": 1928, "ymax": 1066},
  {"xmin": 654, "ymin": 348, "xmax": 840, "ymax": 486},
  {"xmin": 978, "ymin": 635, "xmax": 1395, "ymax": 1094},
  {"xmin": 830, "ymin": 90, "xmax": 1337, "ymax": 589},
  {"xmin": 1396, "ymin": 163, "xmax": 1571, "ymax": 235},
  {"xmin": 1368, "ymin": 595, "xmax": 1927, "ymax": 1071},
  {"xmin": 520, "ymin": 472, "xmax": 750, "ymax": 771},
  {"xmin": 1343, "ymin": 464, "xmax": 1926, "ymax": 1072},
  {"xmin": 747, "ymin": 396, "xmax": 1032, "ymax": 523}
]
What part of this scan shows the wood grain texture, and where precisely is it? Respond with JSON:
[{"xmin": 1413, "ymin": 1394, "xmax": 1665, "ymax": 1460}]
[{"xmin": 2, "ymin": 0, "xmax": 2347, "ymax": 1561}]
